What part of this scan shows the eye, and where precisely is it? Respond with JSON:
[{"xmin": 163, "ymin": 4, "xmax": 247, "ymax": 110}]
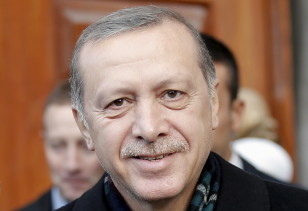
[
  {"xmin": 161, "ymin": 90, "xmax": 188, "ymax": 109},
  {"xmin": 48, "ymin": 140, "xmax": 66, "ymax": 153},
  {"xmin": 107, "ymin": 98, "xmax": 127, "ymax": 109},
  {"xmin": 103, "ymin": 97, "xmax": 133, "ymax": 118},
  {"xmin": 79, "ymin": 139, "xmax": 88, "ymax": 149},
  {"xmin": 163, "ymin": 90, "xmax": 183, "ymax": 100},
  {"xmin": 113, "ymin": 99, "xmax": 125, "ymax": 106},
  {"xmin": 167, "ymin": 90, "xmax": 177, "ymax": 98},
  {"xmin": 79, "ymin": 139, "xmax": 93, "ymax": 154}
]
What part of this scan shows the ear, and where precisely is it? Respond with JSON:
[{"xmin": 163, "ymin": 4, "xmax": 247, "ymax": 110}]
[
  {"xmin": 72, "ymin": 108, "xmax": 95, "ymax": 151},
  {"xmin": 231, "ymin": 98, "xmax": 245, "ymax": 132},
  {"xmin": 211, "ymin": 81, "xmax": 219, "ymax": 130}
]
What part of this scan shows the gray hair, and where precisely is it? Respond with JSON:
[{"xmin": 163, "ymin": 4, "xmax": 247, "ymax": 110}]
[{"xmin": 70, "ymin": 5, "xmax": 216, "ymax": 126}]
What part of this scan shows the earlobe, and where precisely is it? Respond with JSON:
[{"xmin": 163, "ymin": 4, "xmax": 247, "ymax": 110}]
[{"xmin": 72, "ymin": 108, "xmax": 95, "ymax": 151}]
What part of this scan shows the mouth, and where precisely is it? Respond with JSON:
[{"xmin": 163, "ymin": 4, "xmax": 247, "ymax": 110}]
[
  {"xmin": 64, "ymin": 177, "xmax": 87, "ymax": 185},
  {"xmin": 132, "ymin": 153, "xmax": 173, "ymax": 161}
]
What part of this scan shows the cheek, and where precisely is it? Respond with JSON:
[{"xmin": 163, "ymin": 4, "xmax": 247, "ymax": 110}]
[
  {"xmin": 217, "ymin": 113, "xmax": 229, "ymax": 131},
  {"xmin": 46, "ymin": 151, "xmax": 63, "ymax": 172},
  {"xmin": 217, "ymin": 100, "xmax": 232, "ymax": 129},
  {"xmin": 90, "ymin": 117, "xmax": 132, "ymax": 164},
  {"xmin": 171, "ymin": 109, "xmax": 213, "ymax": 168},
  {"xmin": 84, "ymin": 154, "xmax": 101, "ymax": 167},
  {"xmin": 86, "ymin": 157, "xmax": 104, "ymax": 179},
  {"xmin": 170, "ymin": 104, "xmax": 213, "ymax": 146},
  {"xmin": 213, "ymin": 106, "xmax": 233, "ymax": 148}
]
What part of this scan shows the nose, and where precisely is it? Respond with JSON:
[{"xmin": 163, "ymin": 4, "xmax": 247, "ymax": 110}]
[
  {"xmin": 132, "ymin": 100, "xmax": 169, "ymax": 142},
  {"xmin": 65, "ymin": 146, "xmax": 81, "ymax": 172}
]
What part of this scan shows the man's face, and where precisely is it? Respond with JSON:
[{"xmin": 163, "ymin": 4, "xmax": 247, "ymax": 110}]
[
  {"xmin": 76, "ymin": 21, "xmax": 219, "ymax": 204},
  {"xmin": 43, "ymin": 104, "xmax": 103, "ymax": 201},
  {"xmin": 212, "ymin": 62, "xmax": 243, "ymax": 160}
]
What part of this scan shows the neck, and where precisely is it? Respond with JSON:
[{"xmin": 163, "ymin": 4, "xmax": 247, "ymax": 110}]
[
  {"xmin": 216, "ymin": 144, "xmax": 232, "ymax": 161},
  {"xmin": 224, "ymin": 146, "xmax": 232, "ymax": 161}
]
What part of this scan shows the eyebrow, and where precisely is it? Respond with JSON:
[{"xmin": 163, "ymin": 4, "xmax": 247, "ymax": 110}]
[
  {"xmin": 95, "ymin": 72, "xmax": 194, "ymax": 102},
  {"xmin": 95, "ymin": 86, "xmax": 133, "ymax": 106},
  {"xmin": 154, "ymin": 73, "xmax": 194, "ymax": 89},
  {"xmin": 153, "ymin": 78, "xmax": 187, "ymax": 90}
]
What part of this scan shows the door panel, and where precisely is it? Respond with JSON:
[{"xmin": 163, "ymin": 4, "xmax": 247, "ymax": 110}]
[{"xmin": 53, "ymin": 0, "xmax": 210, "ymax": 77}]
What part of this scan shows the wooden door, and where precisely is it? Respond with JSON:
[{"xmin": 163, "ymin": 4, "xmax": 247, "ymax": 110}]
[
  {"xmin": 0, "ymin": 1, "xmax": 55, "ymax": 210},
  {"xmin": 0, "ymin": 0, "xmax": 294, "ymax": 210}
]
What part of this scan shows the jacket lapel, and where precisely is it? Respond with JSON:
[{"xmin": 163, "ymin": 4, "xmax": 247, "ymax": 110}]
[{"xmin": 214, "ymin": 153, "xmax": 270, "ymax": 211}]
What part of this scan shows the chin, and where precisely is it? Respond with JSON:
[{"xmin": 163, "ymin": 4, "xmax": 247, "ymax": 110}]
[
  {"xmin": 130, "ymin": 178, "xmax": 185, "ymax": 202},
  {"xmin": 62, "ymin": 189, "xmax": 84, "ymax": 202},
  {"xmin": 140, "ymin": 189, "xmax": 181, "ymax": 202}
]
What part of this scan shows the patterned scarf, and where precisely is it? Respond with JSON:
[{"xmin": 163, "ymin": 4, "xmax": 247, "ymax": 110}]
[
  {"xmin": 104, "ymin": 153, "xmax": 220, "ymax": 211},
  {"xmin": 188, "ymin": 153, "xmax": 220, "ymax": 211}
]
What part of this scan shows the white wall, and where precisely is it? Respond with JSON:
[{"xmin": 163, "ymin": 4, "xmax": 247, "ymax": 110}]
[{"xmin": 291, "ymin": 0, "xmax": 308, "ymax": 188}]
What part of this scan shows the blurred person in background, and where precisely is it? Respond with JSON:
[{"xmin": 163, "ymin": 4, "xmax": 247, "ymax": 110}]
[
  {"xmin": 19, "ymin": 81, "xmax": 104, "ymax": 211},
  {"xmin": 232, "ymin": 137, "xmax": 294, "ymax": 182},
  {"xmin": 202, "ymin": 34, "xmax": 294, "ymax": 183},
  {"xmin": 235, "ymin": 87, "xmax": 279, "ymax": 142},
  {"xmin": 233, "ymin": 87, "xmax": 293, "ymax": 182}
]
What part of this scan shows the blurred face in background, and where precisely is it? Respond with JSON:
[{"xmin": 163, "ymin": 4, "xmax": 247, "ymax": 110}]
[
  {"xmin": 43, "ymin": 104, "xmax": 103, "ymax": 201},
  {"xmin": 212, "ymin": 62, "xmax": 243, "ymax": 160}
]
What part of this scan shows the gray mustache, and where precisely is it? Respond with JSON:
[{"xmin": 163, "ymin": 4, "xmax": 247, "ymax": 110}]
[{"xmin": 120, "ymin": 138, "xmax": 189, "ymax": 159}]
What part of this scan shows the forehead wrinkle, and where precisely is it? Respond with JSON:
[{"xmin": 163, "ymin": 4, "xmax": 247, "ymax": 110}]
[
  {"xmin": 81, "ymin": 34, "xmax": 159, "ymax": 71},
  {"xmin": 153, "ymin": 73, "xmax": 195, "ymax": 89},
  {"xmin": 95, "ymin": 80, "xmax": 136, "ymax": 102},
  {"xmin": 80, "ymin": 21, "xmax": 204, "ymax": 107},
  {"xmin": 80, "ymin": 20, "xmax": 199, "ymax": 72},
  {"xmin": 93, "ymin": 71, "xmax": 197, "ymax": 109},
  {"xmin": 100, "ymin": 70, "xmax": 194, "ymax": 92}
]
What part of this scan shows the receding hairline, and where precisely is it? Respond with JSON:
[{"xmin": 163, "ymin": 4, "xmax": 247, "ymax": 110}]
[
  {"xmin": 85, "ymin": 19, "xmax": 173, "ymax": 46},
  {"xmin": 78, "ymin": 6, "xmax": 191, "ymax": 44},
  {"xmin": 77, "ymin": 19, "xmax": 203, "ymax": 80}
]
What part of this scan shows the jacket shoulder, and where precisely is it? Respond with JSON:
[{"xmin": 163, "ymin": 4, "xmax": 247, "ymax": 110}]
[
  {"xmin": 17, "ymin": 190, "xmax": 52, "ymax": 211},
  {"xmin": 265, "ymin": 181, "xmax": 308, "ymax": 210},
  {"xmin": 55, "ymin": 176, "xmax": 108, "ymax": 211},
  {"xmin": 56, "ymin": 201, "xmax": 76, "ymax": 211},
  {"xmin": 213, "ymin": 152, "xmax": 308, "ymax": 211}
]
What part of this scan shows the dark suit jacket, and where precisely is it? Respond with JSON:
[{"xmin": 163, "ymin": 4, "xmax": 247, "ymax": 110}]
[
  {"xmin": 56, "ymin": 153, "xmax": 308, "ymax": 211},
  {"xmin": 18, "ymin": 190, "xmax": 52, "ymax": 211}
]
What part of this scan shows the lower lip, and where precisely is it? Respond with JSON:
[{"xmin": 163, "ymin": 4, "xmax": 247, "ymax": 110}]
[
  {"xmin": 65, "ymin": 179, "xmax": 87, "ymax": 186},
  {"xmin": 128, "ymin": 153, "xmax": 176, "ymax": 173}
]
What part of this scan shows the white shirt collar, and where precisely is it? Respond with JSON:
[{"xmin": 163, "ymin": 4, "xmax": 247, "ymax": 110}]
[
  {"xmin": 228, "ymin": 150, "xmax": 244, "ymax": 169},
  {"xmin": 51, "ymin": 186, "xmax": 69, "ymax": 210}
]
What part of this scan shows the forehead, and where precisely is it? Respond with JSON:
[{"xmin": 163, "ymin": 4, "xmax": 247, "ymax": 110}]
[
  {"xmin": 79, "ymin": 20, "xmax": 200, "ymax": 78},
  {"xmin": 43, "ymin": 104, "xmax": 75, "ymax": 128}
]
